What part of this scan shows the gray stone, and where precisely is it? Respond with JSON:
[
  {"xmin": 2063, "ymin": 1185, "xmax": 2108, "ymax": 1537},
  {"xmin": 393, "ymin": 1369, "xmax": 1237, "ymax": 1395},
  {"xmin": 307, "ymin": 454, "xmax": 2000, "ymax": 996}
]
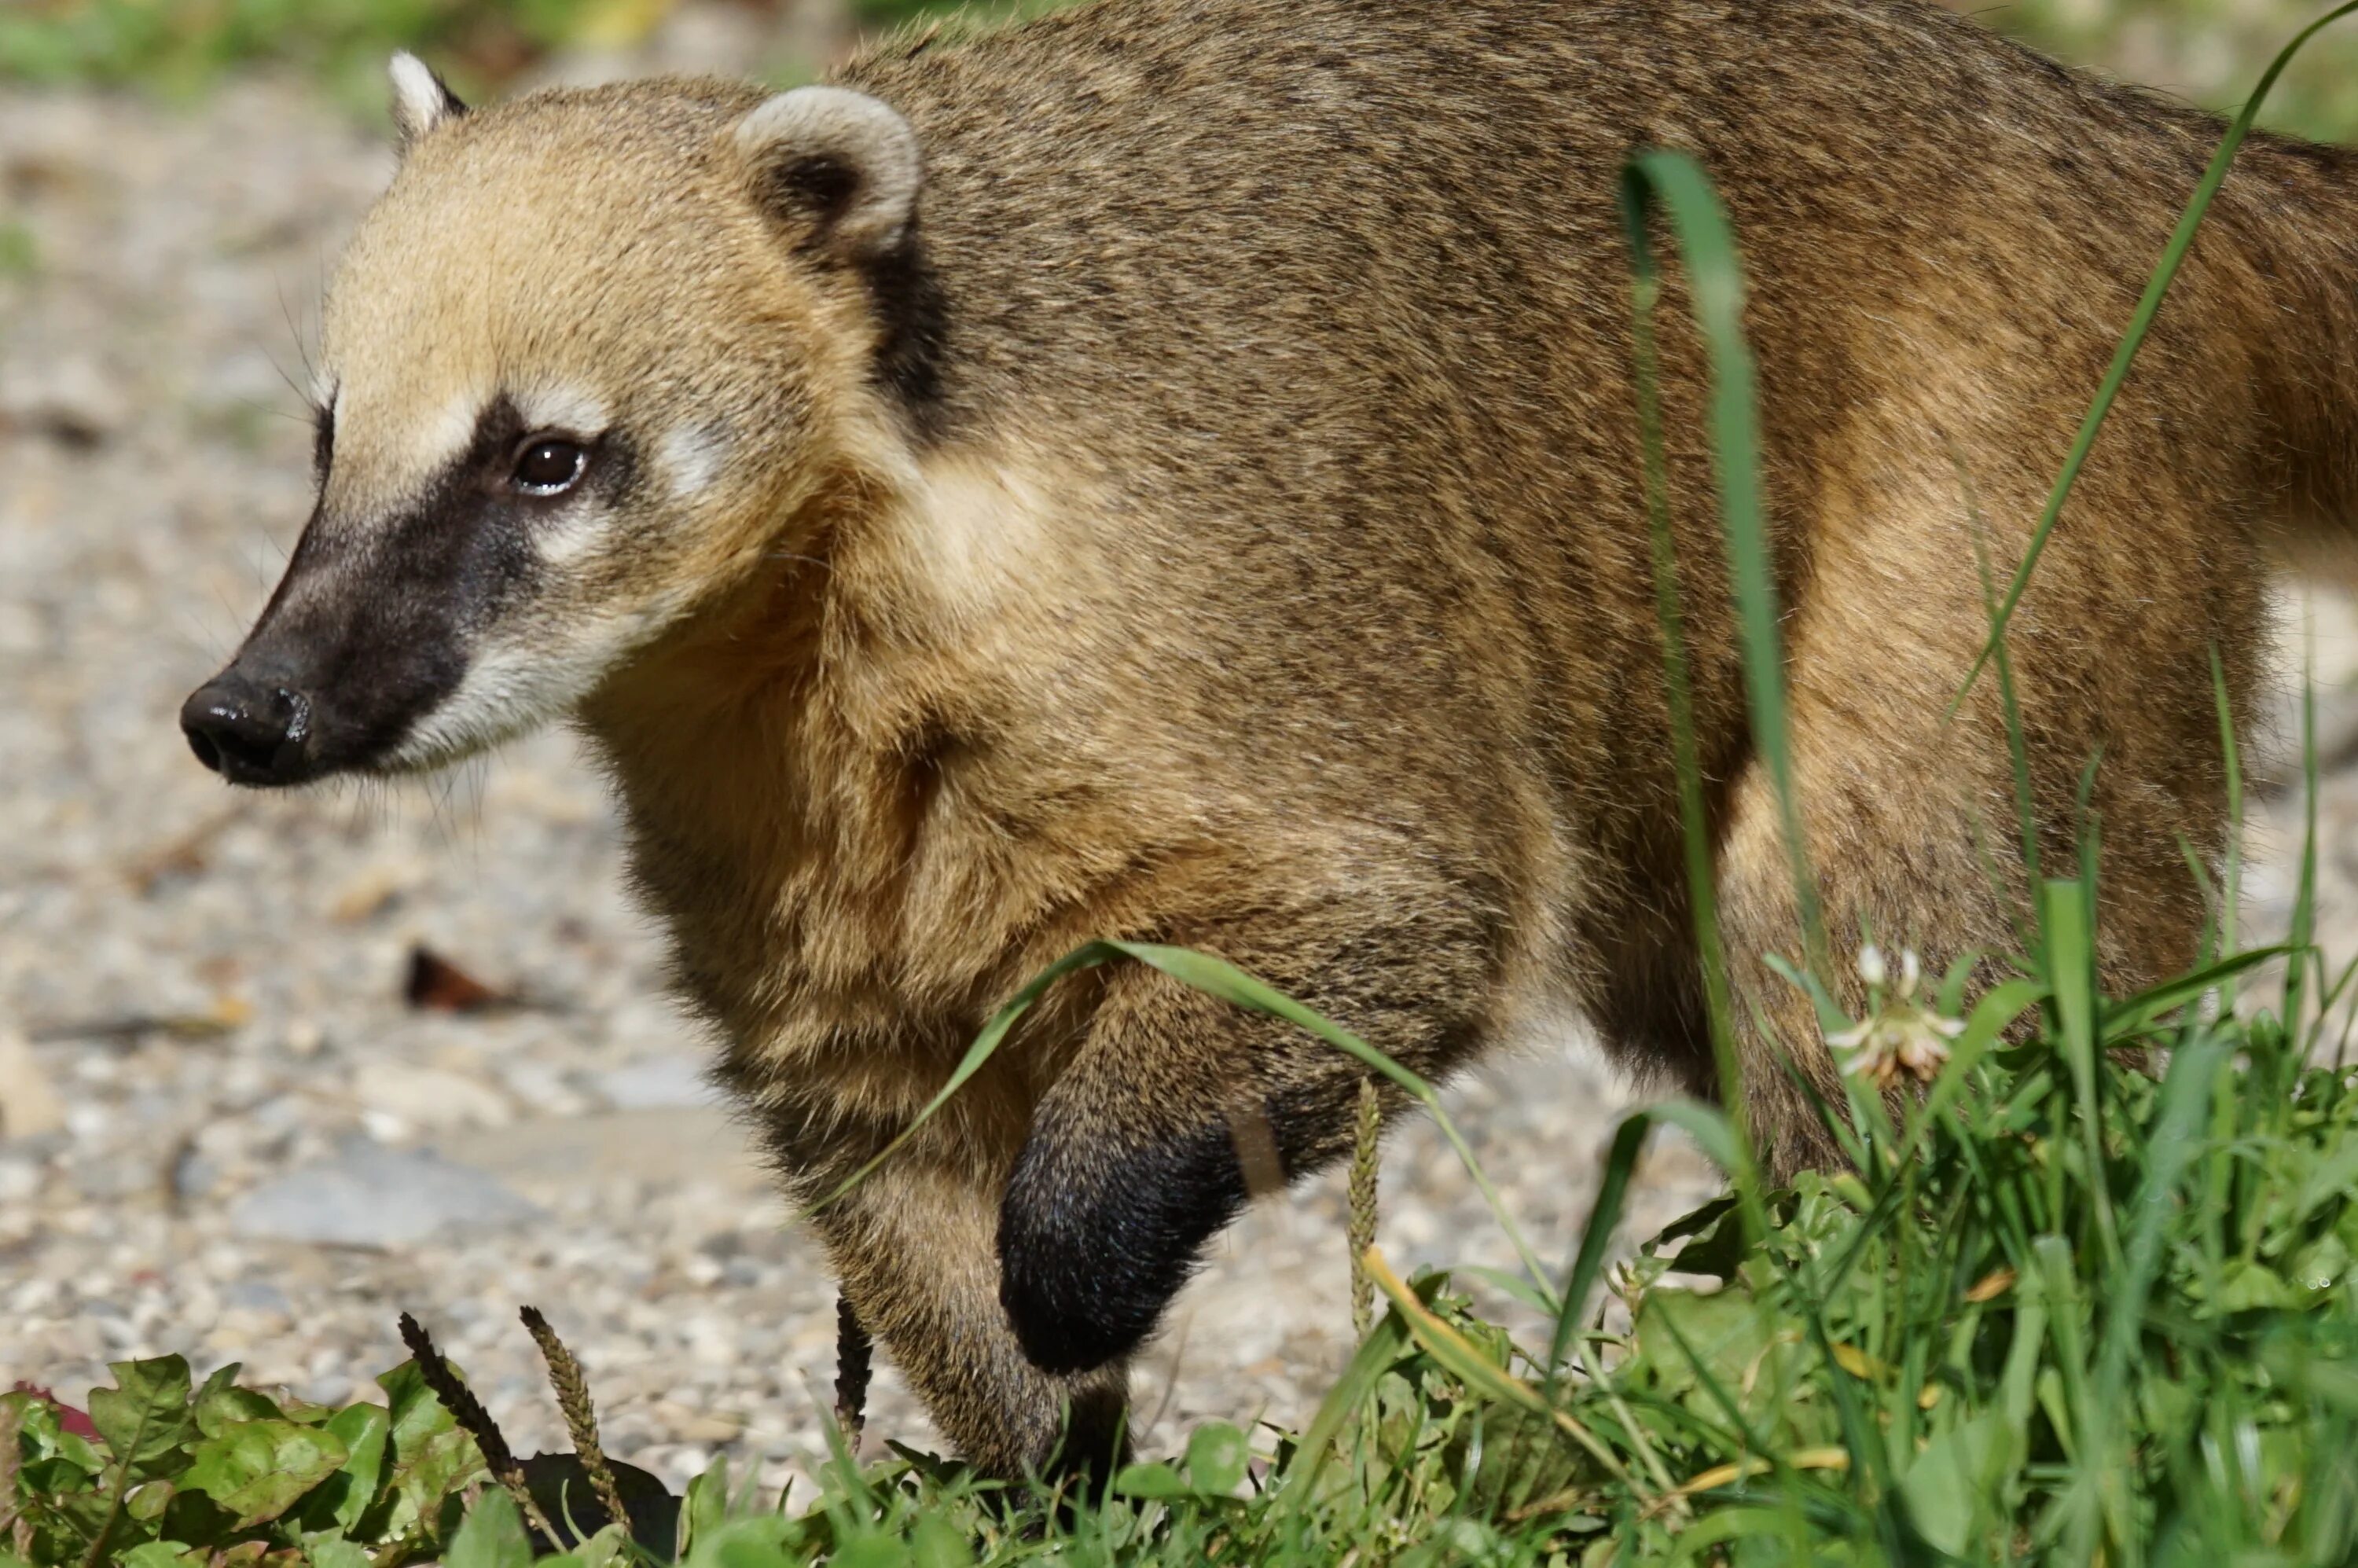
[
  {"xmin": 222, "ymin": 1279, "xmax": 292, "ymax": 1316},
  {"xmin": 229, "ymin": 1143, "xmax": 542, "ymax": 1248},
  {"xmin": 0, "ymin": 1155, "xmax": 42, "ymax": 1203},
  {"xmin": 594, "ymin": 1056, "xmax": 717, "ymax": 1111}
]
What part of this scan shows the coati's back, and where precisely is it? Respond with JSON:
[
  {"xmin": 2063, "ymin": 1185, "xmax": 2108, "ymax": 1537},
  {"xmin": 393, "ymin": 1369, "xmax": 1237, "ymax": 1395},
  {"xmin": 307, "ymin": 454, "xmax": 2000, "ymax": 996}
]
[
  {"xmin": 853, "ymin": 0, "xmax": 2334, "ymax": 463},
  {"xmin": 837, "ymin": 0, "xmax": 2357, "ymax": 979},
  {"xmin": 850, "ymin": 0, "xmax": 2351, "ymax": 528}
]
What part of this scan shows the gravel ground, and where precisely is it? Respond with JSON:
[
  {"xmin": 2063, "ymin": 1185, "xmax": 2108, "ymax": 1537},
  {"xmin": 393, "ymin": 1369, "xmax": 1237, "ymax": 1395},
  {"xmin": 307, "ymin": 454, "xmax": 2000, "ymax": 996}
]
[{"xmin": 0, "ymin": 9, "xmax": 2350, "ymax": 1500}]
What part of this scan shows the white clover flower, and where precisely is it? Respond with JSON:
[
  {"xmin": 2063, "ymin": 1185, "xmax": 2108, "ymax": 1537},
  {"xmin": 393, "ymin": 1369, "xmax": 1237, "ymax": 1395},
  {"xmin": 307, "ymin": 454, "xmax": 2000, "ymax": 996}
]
[{"xmin": 1827, "ymin": 947, "xmax": 1965, "ymax": 1090}]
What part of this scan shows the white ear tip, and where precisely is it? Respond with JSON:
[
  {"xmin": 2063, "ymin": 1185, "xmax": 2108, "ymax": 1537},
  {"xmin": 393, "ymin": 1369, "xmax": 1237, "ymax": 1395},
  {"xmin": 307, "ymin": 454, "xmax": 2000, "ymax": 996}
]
[
  {"xmin": 388, "ymin": 51, "xmax": 435, "ymax": 101},
  {"xmin": 389, "ymin": 50, "xmax": 461, "ymax": 146}
]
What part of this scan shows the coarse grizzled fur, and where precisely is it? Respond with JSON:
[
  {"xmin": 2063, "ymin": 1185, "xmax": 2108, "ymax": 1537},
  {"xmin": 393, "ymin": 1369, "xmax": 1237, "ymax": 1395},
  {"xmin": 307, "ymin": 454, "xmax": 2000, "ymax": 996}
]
[{"xmin": 182, "ymin": 0, "xmax": 2358, "ymax": 1476}]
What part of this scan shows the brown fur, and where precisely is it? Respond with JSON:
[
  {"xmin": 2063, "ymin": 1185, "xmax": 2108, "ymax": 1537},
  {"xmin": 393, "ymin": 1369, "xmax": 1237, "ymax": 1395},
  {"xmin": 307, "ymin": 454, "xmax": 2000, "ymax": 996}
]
[{"xmin": 196, "ymin": 0, "xmax": 2358, "ymax": 1474}]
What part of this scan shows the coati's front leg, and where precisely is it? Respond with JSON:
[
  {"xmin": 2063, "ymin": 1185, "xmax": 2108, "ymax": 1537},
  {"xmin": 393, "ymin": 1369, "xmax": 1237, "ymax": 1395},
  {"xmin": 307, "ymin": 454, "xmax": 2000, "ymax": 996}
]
[
  {"xmin": 814, "ymin": 1152, "xmax": 1132, "ymax": 1478},
  {"xmin": 997, "ymin": 905, "xmax": 1493, "ymax": 1375}
]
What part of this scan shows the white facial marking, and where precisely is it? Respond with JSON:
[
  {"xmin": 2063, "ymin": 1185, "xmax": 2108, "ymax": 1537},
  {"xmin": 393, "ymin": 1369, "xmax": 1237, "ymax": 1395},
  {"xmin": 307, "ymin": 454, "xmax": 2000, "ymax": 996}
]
[
  {"xmin": 659, "ymin": 423, "xmax": 730, "ymax": 501},
  {"xmin": 414, "ymin": 389, "xmax": 483, "ymax": 471},
  {"xmin": 516, "ymin": 384, "xmax": 612, "ymax": 437},
  {"xmin": 533, "ymin": 503, "xmax": 611, "ymax": 568},
  {"xmin": 385, "ymin": 595, "xmax": 685, "ymax": 773}
]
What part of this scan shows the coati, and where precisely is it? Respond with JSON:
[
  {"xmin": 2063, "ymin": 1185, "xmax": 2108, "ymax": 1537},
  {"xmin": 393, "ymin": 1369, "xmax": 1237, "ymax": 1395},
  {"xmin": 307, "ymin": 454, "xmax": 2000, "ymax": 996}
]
[{"xmin": 181, "ymin": 0, "xmax": 2353, "ymax": 1476}]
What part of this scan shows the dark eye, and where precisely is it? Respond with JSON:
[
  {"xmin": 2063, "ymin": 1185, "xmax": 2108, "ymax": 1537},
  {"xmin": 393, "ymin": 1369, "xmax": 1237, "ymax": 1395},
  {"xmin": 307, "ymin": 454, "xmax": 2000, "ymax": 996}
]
[{"xmin": 512, "ymin": 437, "xmax": 587, "ymax": 496}]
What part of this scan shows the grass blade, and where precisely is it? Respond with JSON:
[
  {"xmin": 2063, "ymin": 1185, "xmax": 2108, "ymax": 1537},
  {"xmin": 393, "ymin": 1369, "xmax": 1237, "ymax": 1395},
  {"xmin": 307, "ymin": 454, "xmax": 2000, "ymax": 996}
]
[
  {"xmin": 1624, "ymin": 179, "xmax": 1750, "ymax": 1166},
  {"xmin": 1545, "ymin": 1100, "xmax": 1744, "ymax": 1389},
  {"xmin": 803, "ymin": 939, "xmax": 1560, "ymax": 1309},
  {"xmin": 1620, "ymin": 149, "xmax": 1825, "ymax": 982}
]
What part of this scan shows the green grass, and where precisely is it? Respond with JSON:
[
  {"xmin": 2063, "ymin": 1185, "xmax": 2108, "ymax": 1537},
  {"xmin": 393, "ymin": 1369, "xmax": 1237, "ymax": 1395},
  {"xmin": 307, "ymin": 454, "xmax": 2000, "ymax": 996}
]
[
  {"xmin": 9, "ymin": 913, "xmax": 2357, "ymax": 1564},
  {"xmin": 13, "ymin": 4, "xmax": 2358, "ymax": 1564}
]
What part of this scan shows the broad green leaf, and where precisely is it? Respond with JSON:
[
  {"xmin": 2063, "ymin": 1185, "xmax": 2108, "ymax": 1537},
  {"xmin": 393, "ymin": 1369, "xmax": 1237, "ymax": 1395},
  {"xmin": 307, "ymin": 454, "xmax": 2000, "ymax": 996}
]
[
  {"xmin": 1450, "ymin": 1403, "xmax": 1591, "ymax": 1519},
  {"xmin": 125, "ymin": 1477, "xmax": 174, "ymax": 1521},
  {"xmin": 1110, "ymin": 1460, "xmax": 1192, "ymax": 1500},
  {"xmin": 2294, "ymin": 1141, "xmax": 2358, "ymax": 1225},
  {"xmin": 375, "ymin": 1361, "xmax": 452, "ymax": 1445},
  {"xmin": 303, "ymin": 1402, "xmax": 389, "ymax": 1534},
  {"xmin": 194, "ymin": 1386, "xmax": 283, "ymax": 1440},
  {"xmin": 909, "ymin": 1513, "xmax": 975, "ymax": 1568},
  {"xmin": 1898, "ymin": 1411, "xmax": 2007, "ymax": 1558},
  {"xmin": 88, "ymin": 1355, "xmax": 195, "ymax": 1478},
  {"xmin": 7, "ymin": 1391, "xmax": 105, "ymax": 1475},
  {"xmin": 571, "ymin": 1522, "xmax": 637, "ymax": 1568},
  {"xmin": 832, "ymin": 1537, "xmax": 913, "ymax": 1568},
  {"xmin": 1185, "ymin": 1421, "xmax": 1250, "ymax": 1496},
  {"xmin": 2293, "ymin": 1230, "xmax": 2350, "ymax": 1292},
  {"xmin": 1647, "ymin": 1194, "xmax": 1742, "ymax": 1254},
  {"xmin": 1661, "ymin": 1201, "xmax": 1748, "ymax": 1283},
  {"xmin": 373, "ymin": 1424, "xmax": 483, "ymax": 1547},
  {"xmin": 677, "ymin": 1452, "xmax": 729, "ymax": 1559},
  {"xmin": 182, "ymin": 1419, "xmax": 350, "ymax": 1529},
  {"xmin": 2261, "ymin": 1330, "xmax": 2358, "ymax": 1414},
  {"xmin": 364, "ymin": 1362, "xmax": 482, "ymax": 1547},
  {"xmin": 303, "ymin": 1536, "xmax": 374, "ymax": 1568},
  {"xmin": 2212, "ymin": 1259, "xmax": 2297, "ymax": 1313},
  {"xmin": 444, "ymin": 1487, "xmax": 531, "ymax": 1568},
  {"xmin": 1633, "ymin": 1287, "xmax": 1772, "ymax": 1407},
  {"xmin": 21, "ymin": 1455, "xmax": 98, "ymax": 1494},
  {"xmin": 190, "ymin": 1363, "xmax": 240, "ymax": 1408}
]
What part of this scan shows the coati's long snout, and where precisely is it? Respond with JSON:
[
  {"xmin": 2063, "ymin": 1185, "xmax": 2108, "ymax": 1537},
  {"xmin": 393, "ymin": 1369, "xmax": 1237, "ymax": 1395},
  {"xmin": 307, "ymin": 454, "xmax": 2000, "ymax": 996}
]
[
  {"xmin": 180, "ymin": 501, "xmax": 476, "ymax": 787},
  {"xmin": 182, "ymin": 0, "xmax": 2358, "ymax": 1480}
]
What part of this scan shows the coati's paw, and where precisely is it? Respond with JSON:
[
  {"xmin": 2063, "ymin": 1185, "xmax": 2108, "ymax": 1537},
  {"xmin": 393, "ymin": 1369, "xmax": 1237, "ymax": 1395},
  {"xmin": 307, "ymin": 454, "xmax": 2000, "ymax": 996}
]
[{"xmin": 997, "ymin": 1117, "xmax": 1248, "ymax": 1375}]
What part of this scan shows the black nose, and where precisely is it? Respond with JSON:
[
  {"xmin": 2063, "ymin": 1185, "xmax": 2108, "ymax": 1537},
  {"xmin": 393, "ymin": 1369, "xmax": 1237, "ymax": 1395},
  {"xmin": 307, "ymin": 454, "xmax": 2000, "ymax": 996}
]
[{"xmin": 180, "ymin": 677, "xmax": 314, "ymax": 786}]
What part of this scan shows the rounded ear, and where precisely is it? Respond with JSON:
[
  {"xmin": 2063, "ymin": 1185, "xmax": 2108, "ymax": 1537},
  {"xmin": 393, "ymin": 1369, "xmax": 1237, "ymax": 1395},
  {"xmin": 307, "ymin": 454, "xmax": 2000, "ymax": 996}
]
[
  {"xmin": 389, "ymin": 52, "xmax": 467, "ymax": 153},
  {"xmin": 732, "ymin": 86, "xmax": 922, "ymax": 262}
]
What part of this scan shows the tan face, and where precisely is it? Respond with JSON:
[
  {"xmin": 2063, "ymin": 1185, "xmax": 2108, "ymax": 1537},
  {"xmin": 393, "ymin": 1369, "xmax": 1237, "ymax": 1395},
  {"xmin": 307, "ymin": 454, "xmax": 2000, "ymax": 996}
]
[{"xmin": 179, "ymin": 67, "xmax": 910, "ymax": 786}]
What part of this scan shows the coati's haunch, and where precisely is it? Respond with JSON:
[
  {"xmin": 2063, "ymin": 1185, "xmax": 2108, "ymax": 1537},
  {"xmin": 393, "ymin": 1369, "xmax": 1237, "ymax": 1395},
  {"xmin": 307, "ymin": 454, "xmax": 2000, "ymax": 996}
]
[{"xmin": 182, "ymin": 0, "xmax": 2353, "ymax": 1474}]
